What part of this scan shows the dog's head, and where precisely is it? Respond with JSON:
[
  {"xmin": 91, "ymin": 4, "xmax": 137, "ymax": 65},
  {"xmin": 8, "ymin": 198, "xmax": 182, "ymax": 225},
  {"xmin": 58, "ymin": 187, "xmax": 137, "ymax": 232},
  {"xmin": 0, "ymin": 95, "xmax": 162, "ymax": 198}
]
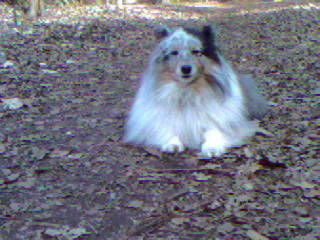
[{"xmin": 154, "ymin": 25, "xmax": 221, "ymax": 85}]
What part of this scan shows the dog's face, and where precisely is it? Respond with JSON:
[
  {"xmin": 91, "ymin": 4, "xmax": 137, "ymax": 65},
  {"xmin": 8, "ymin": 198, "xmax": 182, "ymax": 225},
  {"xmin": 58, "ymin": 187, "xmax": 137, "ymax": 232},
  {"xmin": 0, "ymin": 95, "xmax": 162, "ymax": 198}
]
[
  {"xmin": 155, "ymin": 26, "xmax": 220, "ymax": 85},
  {"xmin": 156, "ymin": 28, "xmax": 203, "ymax": 84}
]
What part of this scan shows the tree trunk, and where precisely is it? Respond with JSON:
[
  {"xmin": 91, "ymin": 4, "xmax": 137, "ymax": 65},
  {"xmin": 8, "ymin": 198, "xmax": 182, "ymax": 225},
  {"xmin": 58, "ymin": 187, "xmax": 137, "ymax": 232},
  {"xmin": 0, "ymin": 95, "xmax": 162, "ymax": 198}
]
[
  {"xmin": 29, "ymin": 0, "xmax": 43, "ymax": 17},
  {"xmin": 117, "ymin": 0, "xmax": 123, "ymax": 9}
]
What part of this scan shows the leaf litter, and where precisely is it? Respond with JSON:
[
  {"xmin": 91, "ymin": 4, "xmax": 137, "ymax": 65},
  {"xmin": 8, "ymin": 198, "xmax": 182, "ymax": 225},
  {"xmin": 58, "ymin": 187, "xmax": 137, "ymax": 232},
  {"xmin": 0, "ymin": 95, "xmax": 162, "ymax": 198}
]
[{"xmin": 0, "ymin": 1, "xmax": 319, "ymax": 240}]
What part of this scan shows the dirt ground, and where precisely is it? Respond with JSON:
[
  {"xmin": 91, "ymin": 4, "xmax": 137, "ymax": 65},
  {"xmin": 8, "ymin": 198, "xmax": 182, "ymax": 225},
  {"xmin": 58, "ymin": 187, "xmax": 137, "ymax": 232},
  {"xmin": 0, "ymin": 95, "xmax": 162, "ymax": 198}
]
[{"xmin": 0, "ymin": 1, "xmax": 319, "ymax": 239}]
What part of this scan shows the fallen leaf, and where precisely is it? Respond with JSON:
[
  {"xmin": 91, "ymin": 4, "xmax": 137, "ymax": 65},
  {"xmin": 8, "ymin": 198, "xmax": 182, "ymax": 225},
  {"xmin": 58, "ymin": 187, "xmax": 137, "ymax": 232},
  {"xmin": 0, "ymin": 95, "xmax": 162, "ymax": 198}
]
[
  {"xmin": 303, "ymin": 189, "xmax": 320, "ymax": 198},
  {"xmin": 200, "ymin": 163, "xmax": 222, "ymax": 170},
  {"xmin": 171, "ymin": 217, "xmax": 190, "ymax": 225},
  {"xmin": 0, "ymin": 144, "xmax": 6, "ymax": 153},
  {"xmin": 41, "ymin": 69, "xmax": 59, "ymax": 74},
  {"xmin": 1, "ymin": 98, "xmax": 24, "ymax": 109},
  {"xmin": 127, "ymin": 200, "xmax": 144, "ymax": 208},
  {"xmin": 246, "ymin": 229, "xmax": 270, "ymax": 240},
  {"xmin": 16, "ymin": 177, "xmax": 36, "ymax": 188},
  {"xmin": 290, "ymin": 180, "xmax": 317, "ymax": 189},
  {"xmin": 2, "ymin": 60, "xmax": 15, "ymax": 68},
  {"xmin": 7, "ymin": 173, "xmax": 20, "ymax": 181},
  {"xmin": 44, "ymin": 226, "xmax": 88, "ymax": 239},
  {"xmin": 193, "ymin": 172, "xmax": 211, "ymax": 181},
  {"xmin": 50, "ymin": 149, "xmax": 71, "ymax": 158}
]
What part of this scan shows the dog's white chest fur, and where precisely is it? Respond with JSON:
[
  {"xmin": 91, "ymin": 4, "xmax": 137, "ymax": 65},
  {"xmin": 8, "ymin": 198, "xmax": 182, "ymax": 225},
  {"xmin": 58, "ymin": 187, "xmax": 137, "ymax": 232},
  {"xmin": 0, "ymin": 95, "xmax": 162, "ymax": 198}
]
[{"xmin": 125, "ymin": 78, "xmax": 256, "ymax": 157}]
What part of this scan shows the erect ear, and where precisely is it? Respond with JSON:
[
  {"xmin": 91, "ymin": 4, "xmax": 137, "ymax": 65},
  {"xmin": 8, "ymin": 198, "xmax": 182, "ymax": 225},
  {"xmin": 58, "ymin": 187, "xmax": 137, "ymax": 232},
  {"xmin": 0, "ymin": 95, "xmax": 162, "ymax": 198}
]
[
  {"xmin": 202, "ymin": 25, "xmax": 215, "ymax": 45},
  {"xmin": 154, "ymin": 25, "xmax": 172, "ymax": 40},
  {"xmin": 202, "ymin": 25, "xmax": 220, "ymax": 64}
]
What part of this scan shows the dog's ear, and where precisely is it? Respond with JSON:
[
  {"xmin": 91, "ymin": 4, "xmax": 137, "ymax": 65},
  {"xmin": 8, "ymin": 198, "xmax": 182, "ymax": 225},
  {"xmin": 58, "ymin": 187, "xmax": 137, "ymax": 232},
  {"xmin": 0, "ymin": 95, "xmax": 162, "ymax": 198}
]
[
  {"xmin": 203, "ymin": 25, "xmax": 213, "ymax": 42},
  {"xmin": 155, "ymin": 25, "xmax": 172, "ymax": 40},
  {"xmin": 202, "ymin": 25, "xmax": 220, "ymax": 64}
]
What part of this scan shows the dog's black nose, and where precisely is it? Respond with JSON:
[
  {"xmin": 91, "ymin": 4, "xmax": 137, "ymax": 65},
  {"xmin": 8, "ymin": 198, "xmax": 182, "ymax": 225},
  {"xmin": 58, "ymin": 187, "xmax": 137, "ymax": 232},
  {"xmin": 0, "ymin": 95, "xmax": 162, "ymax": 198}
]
[{"xmin": 181, "ymin": 65, "xmax": 192, "ymax": 75}]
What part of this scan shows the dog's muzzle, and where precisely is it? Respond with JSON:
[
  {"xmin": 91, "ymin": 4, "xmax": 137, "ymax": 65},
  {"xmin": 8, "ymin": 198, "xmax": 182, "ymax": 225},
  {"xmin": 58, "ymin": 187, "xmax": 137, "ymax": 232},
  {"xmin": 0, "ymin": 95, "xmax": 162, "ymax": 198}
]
[{"xmin": 181, "ymin": 65, "xmax": 192, "ymax": 78}]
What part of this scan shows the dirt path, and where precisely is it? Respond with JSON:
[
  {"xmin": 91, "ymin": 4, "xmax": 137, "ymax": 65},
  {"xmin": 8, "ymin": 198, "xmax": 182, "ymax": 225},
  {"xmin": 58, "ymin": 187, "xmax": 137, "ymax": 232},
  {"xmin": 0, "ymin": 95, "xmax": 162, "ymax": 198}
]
[{"xmin": 0, "ymin": 1, "xmax": 319, "ymax": 239}]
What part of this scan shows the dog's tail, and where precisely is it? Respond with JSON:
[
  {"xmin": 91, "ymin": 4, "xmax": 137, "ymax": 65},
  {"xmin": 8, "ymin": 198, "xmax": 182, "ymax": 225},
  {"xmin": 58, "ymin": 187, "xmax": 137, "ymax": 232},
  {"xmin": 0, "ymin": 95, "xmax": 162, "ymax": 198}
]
[{"xmin": 239, "ymin": 74, "xmax": 268, "ymax": 120}]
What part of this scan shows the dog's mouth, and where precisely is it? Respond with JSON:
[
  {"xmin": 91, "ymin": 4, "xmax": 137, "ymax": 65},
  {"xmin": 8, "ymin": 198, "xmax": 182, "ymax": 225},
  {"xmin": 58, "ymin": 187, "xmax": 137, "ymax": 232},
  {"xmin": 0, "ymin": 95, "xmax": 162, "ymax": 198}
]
[
  {"xmin": 178, "ymin": 75, "xmax": 196, "ymax": 85},
  {"xmin": 182, "ymin": 74, "xmax": 192, "ymax": 79}
]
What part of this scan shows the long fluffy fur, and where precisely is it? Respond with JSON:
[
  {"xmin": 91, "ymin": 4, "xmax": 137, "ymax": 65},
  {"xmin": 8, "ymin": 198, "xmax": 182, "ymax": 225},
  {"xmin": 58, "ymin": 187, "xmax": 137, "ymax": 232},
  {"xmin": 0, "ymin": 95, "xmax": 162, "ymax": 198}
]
[{"xmin": 124, "ymin": 25, "xmax": 267, "ymax": 157}]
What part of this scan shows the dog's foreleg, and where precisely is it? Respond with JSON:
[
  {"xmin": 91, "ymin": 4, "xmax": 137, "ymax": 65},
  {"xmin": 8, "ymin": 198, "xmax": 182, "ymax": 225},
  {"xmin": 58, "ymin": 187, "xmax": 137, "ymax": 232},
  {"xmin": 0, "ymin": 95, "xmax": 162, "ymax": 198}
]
[{"xmin": 161, "ymin": 136, "xmax": 185, "ymax": 153}]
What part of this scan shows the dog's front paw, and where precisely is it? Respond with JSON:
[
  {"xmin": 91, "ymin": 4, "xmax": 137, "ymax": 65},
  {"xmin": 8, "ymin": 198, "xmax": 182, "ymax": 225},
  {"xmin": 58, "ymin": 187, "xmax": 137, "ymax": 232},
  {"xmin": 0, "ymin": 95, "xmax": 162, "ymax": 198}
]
[
  {"xmin": 161, "ymin": 136, "xmax": 185, "ymax": 153},
  {"xmin": 201, "ymin": 129, "xmax": 228, "ymax": 157},
  {"xmin": 201, "ymin": 142, "xmax": 226, "ymax": 157}
]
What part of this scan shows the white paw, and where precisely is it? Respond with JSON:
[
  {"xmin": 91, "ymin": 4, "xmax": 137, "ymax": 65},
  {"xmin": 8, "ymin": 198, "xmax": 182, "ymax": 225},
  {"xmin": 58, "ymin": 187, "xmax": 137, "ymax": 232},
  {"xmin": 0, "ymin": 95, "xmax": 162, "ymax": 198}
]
[
  {"xmin": 201, "ymin": 142, "xmax": 226, "ymax": 157},
  {"xmin": 161, "ymin": 136, "xmax": 185, "ymax": 153},
  {"xmin": 201, "ymin": 129, "xmax": 228, "ymax": 157}
]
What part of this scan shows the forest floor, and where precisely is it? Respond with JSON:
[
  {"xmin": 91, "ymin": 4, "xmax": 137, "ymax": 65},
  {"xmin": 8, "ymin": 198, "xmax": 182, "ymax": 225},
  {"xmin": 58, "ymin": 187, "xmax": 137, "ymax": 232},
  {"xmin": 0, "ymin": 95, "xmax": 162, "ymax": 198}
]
[{"xmin": 0, "ymin": 1, "xmax": 319, "ymax": 239}]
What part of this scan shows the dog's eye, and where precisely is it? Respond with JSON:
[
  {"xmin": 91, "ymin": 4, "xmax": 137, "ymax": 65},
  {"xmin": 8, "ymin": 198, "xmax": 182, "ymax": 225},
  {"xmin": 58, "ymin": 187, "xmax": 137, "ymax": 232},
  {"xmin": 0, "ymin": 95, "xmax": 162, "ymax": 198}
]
[
  {"xmin": 192, "ymin": 50, "xmax": 203, "ymax": 56},
  {"xmin": 170, "ymin": 50, "xmax": 179, "ymax": 55}
]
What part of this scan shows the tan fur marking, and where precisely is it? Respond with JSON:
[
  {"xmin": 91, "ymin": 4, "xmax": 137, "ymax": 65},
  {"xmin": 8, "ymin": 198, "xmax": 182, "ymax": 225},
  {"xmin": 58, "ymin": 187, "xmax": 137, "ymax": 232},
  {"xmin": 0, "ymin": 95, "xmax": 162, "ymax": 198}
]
[{"xmin": 158, "ymin": 69, "xmax": 176, "ymax": 84}]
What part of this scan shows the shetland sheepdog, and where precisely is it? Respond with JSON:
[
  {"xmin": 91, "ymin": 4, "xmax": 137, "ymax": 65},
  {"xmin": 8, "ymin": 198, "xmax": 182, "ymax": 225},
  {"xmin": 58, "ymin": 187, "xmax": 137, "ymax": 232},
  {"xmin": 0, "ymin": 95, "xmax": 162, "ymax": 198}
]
[{"xmin": 124, "ymin": 25, "xmax": 267, "ymax": 157}]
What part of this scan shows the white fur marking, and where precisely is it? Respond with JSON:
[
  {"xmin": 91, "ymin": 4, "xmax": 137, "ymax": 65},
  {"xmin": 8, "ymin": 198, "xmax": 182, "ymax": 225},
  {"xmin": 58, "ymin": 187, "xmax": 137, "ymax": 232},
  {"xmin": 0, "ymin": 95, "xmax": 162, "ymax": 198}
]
[
  {"xmin": 161, "ymin": 136, "xmax": 185, "ymax": 153},
  {"xmin": 201, "ymin": 128, "xmax": 228, "ymax": 157}
]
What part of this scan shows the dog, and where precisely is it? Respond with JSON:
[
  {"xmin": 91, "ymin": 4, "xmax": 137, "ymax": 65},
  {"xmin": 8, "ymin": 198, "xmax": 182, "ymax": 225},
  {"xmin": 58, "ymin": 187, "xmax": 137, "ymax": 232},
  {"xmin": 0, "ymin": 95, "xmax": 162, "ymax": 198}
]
[{"xmin": 124, "ymin": 25, "xmax": 267, "ymax": 157}]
